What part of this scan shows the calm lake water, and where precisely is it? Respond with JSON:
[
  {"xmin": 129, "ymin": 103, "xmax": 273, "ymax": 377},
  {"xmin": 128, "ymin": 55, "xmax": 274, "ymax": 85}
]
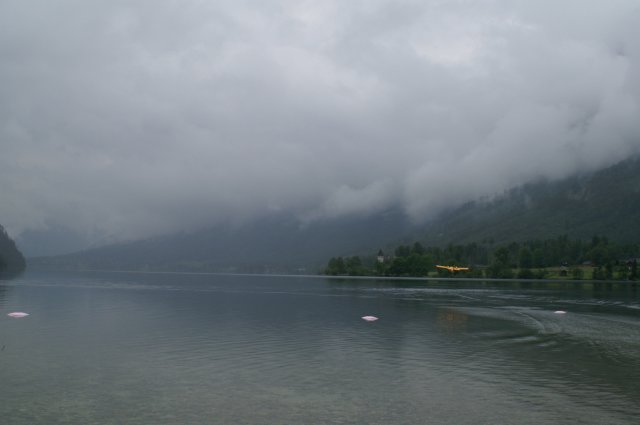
[{"xmin": 1, "ymin": 271, "xmax": 639, "ymax": 424}]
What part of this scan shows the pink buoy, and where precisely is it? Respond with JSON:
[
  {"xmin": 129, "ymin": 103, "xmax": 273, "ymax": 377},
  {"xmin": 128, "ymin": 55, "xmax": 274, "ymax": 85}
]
[
  {"xmin": 7, "ymin": 312, "xmax": 29, "ymax": 318},
  {"xmin": 362, "ymin": 315, "xmax": 378, "ymax": 321}
]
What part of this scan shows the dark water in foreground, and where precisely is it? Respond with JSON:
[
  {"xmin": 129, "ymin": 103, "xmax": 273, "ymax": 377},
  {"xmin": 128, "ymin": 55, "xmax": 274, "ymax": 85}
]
[{"xmin": 1, "ymin": 271, "xmax": 639, "ymax": 424}]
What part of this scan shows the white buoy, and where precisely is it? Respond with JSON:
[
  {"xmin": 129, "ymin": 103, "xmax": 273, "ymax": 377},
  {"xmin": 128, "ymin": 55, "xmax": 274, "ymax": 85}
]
[
  {"xmin": 554, "ymin": 310, "xmax": 566, "ymax": 314},
  {"xmin": 7, "ymin": 312, "xmax": 29, "ymax": 318},
  {"xmin": 362, "ymin": 315, "xmax": 378, "ymax": 321}
]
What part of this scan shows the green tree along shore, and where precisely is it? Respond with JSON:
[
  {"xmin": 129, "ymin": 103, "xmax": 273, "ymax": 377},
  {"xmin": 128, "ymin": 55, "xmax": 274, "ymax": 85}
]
[
  {"xmin": 0, "ymin": 225, "xmax": 26, "ymax": 275},
  {"xmin": 324, "ymin": 235, "xmax": 640, "ymax": 281}
]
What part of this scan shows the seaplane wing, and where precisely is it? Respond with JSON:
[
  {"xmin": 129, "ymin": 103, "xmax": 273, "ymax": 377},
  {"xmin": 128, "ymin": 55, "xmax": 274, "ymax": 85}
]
[{"xmin": 436, "ymin": 265, "xmax": 470, "ymax": 272}]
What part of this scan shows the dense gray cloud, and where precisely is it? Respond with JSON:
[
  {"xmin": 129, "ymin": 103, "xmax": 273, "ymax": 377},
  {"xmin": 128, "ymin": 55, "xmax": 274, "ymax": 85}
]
[{"xmin": 1, "ymin": 0, "xmax": 640, "ymax": 244}]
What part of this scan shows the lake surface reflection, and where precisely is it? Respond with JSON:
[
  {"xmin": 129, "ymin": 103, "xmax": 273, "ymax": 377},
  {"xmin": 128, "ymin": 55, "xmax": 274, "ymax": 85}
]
[{"xmin": 1, "ymin": 271, "xmax": 639, "ymax": 424}]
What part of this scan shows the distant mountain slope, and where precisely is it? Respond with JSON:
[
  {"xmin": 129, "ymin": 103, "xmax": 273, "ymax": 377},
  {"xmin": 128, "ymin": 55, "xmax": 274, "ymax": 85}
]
[
  {"xmin": 30, "ymin": 156, "xmax": 640, "ymax": 273},
  {"xmin": 30, "ymin": 210, "xmax": 417, "ymax": 273},
  {"xmin": 0, "ymin": 225, "xmax": 26, "ymax": 275},
  {"xmin": 16, "ymin": 224, "xmax": 95, "ymax": 258},
  {"xmin": 420, "ymin": 156, "xmax": 640, "ymax": 246}
]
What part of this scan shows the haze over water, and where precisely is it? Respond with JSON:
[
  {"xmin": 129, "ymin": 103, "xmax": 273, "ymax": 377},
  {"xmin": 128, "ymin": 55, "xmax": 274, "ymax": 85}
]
[{"xmin": 1, "ymin": 271, "xmax": 639, "ymax": 424}]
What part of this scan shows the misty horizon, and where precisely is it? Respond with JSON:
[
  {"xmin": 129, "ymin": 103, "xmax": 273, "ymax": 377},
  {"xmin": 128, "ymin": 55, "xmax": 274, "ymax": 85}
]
[{"xmin": 3, "ymin": 1, "xmax": 640, "ymax": 252}]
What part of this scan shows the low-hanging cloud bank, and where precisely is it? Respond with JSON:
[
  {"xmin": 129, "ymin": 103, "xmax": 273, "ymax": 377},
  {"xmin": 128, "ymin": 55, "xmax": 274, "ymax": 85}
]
[{"xmin": 1, "ymin": 0, "xmax": 639, "ymax": 243}]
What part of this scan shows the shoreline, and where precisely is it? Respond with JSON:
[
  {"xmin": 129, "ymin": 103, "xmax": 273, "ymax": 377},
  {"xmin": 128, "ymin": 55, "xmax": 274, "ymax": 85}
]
[{"xmin": 16, "ymin": 268, "xmax": 639, "ymax": 286}]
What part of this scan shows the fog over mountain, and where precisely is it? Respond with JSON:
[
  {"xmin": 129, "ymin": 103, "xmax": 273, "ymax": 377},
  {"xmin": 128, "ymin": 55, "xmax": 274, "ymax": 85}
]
[{"xmin": 2, "ymin": 1, "xmax": 640, "ymax": 256}]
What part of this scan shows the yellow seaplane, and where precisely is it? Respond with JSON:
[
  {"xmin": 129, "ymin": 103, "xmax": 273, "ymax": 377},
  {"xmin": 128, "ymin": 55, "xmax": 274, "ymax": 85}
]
[{"xmin": 436, "ymin": 265, "xmax": 470, "ymax": 273}]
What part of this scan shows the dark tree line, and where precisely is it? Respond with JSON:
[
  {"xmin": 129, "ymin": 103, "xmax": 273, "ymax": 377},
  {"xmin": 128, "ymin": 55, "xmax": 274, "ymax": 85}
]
[
  {"xmin": 325, "ymin": 236, "xmax": 640, "ymax": 280},
  {"xmin": 324, "ymin": 256, "xmax": 368, "ymax": 276},
  {"xmin": 0, "ymin": 225, "xmax": 26, "ymax": 275}
]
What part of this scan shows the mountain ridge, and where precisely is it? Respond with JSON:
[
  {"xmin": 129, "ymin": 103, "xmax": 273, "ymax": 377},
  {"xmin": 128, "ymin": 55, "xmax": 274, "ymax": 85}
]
[{"xmin": 29, "ymin": 155, "xmax": 640, "ymax": 273}]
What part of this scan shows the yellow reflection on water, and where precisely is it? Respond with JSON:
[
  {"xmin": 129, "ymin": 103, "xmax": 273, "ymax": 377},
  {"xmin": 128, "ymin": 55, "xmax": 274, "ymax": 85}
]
[{"xmin": 437, "ymin": 308, "xmax": 468, "ymax": 334}]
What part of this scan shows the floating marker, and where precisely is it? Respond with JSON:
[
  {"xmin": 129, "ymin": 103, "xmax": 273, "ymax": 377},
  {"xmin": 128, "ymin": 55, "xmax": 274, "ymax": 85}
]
[
  {"xmin": 7, "ymin": 312, "xmax": 29, "ymax": 318},
  {"xmin": 554, "ymin": 310, "xmax": 566, "ymax": 314},
  {"xmin": 362, "ymin": 315, "xmax": 378, "ymax": 321}
]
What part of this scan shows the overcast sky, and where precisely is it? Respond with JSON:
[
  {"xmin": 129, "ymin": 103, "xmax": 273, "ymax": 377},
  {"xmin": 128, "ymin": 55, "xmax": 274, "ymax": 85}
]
[{"xmin": 2, "ymin": 0, "xmax": 640, "ymax": 244}]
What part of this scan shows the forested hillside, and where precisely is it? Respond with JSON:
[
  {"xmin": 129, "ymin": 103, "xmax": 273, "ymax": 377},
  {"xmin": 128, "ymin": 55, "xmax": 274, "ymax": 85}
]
[
  {"xmin": 0, "ymin": 225, "xmax": 26, "ymax": 275},
  {"xmin": 418, "ymin": 156, "xmax": 640, "ymax": 246}
]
